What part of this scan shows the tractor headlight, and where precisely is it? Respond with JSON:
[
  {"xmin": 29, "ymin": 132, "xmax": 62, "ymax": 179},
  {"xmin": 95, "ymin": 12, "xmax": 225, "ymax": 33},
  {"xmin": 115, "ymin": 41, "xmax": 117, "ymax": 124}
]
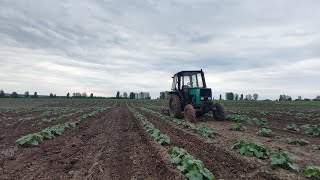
[
  {"xmin": 200, "ymin": 97, "xmax": 205, "ymax": 100},
  {"xmin": 208, "ymin": 97, "xmax": 212, "ymax": 100}
]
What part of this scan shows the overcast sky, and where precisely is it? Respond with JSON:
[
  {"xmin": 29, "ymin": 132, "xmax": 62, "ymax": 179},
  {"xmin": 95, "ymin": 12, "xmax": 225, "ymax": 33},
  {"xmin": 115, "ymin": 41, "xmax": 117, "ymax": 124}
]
[{"xmin": 0, "ymin": 0, "xmax": 319, "ymax": 99}]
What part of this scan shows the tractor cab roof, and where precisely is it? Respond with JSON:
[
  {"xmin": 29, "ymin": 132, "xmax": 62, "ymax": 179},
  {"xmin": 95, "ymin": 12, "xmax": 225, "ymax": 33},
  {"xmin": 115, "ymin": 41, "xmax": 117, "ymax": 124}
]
[{"xmin": 174, "ymin": 69, "xmax": 203, "ymax": 76}]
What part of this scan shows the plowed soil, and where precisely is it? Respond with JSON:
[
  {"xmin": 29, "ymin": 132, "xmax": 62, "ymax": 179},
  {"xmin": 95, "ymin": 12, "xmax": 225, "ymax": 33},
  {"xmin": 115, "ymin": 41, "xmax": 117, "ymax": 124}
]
[
  {"xmin": 1, "ymin": 100, "xmax": 319, "ymax": 180},
  {"xmin": 137, "ymin": 109, "xmax": 302, "ymax": 180},
  {"xmin": 0, "ymin": 105, "xmax": 182, "ymax": 180}
]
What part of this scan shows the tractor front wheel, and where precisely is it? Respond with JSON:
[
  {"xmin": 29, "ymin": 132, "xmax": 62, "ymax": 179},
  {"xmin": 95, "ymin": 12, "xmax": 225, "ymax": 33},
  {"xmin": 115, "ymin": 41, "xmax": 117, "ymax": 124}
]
[
  {"xmin": 212, "ymin": 103, "xmax": 225, "ymax": 121},
  {"xmin": 169, "ymin": 94, "xmax": 182, "ymax": 118},
  {"xmin": 184, "ymin": 104, "xmax": 196, "ymax": 123}
]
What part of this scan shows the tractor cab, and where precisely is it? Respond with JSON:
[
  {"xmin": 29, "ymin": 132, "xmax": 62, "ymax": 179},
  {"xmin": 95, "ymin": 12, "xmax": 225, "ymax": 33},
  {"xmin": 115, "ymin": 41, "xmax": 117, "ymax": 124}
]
[
  {"xmin": 171, "ymin": 70, "xmax": 205, "ymax": 90},
  {"xmin": 171, "ymin": 70, "xmax": 213, "ymax": 110},
  {"xmin": 168, "ymin": 69, "xmax": 225, "ymax": 122}
]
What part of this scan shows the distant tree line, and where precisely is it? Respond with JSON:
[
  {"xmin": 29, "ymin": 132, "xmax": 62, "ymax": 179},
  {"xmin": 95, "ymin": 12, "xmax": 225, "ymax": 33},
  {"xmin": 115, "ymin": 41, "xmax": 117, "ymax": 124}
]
[
  {"xmin": 157, "ymin": 90, "xmax": 320, "ymax": 101},
  {"xmin": 223, "ymin": 92, "xmax": 259, "ymax": 101},
  {"xmin": 159, "ymin": 91, "xmax": 170, "ymax": 99},
  {"xmin": 0, "ymin": 90, "xmax": 38, "ymax": 98},
  {"xmin": 1, "ymin": 88, "xmax": 320, "ymax": 101},
  {"xmin": 0, "ymin": 89, "xmax": 99, "ymax": 99},
  {"xmin": 114, "ymin": 91, "xmax": 151, "ymax": 99}
]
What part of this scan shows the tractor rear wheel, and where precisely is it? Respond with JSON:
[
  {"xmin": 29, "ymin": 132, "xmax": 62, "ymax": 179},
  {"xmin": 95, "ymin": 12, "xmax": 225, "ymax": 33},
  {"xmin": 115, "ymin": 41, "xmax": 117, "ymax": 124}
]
[
  {"xmin": 212, "ymin": 103, "xmax": 225, "ymax": 121},
  {"xmin": 169, "ymin": 94, "xmax": 182, "ymax": 118},
  {"xmin": 184, "ymin": 104, "xmax": 196, "ymax": 123}
]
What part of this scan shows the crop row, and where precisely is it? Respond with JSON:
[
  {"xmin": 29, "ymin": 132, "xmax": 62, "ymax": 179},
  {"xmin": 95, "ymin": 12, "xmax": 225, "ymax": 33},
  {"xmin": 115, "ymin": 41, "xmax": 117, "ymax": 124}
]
[
  {"xmin": 226, "ymin": 114, "xmax": 320, "ymax": 136},
  {"xmin": 40, "ymin": 108, "xmax": 89, "ymax": 123},
  {"xmin": 129, "ymin": 108, "xmax": 215, "ymax": 180},
  {"xmin": 141, "ymin": 107, "xmax": 216, "ymax": 138},
  {"xmin": 130, "ymin": 108, "xmax": 170, "ymax": 145},
  {"xmin": 16, "ymin": 108, "xmax": 106, "ymax": 146},
  {"xmin": 232, "ymin": 139, "xmax": 319, "ymax": 178},
  {"xmin": 142, "ymin": 106, "xmax": 319, "ymax": 178},
  {"xmin": 39, "ymin": 107, "xmax": 81, "ymax": 117}
]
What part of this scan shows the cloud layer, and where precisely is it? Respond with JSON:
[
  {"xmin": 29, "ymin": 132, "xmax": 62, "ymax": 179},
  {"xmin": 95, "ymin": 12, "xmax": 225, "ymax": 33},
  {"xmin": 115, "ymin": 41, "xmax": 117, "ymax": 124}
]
[{"xmin": 0, "ymin": 0, "xmax": 319, "ymax": 99}]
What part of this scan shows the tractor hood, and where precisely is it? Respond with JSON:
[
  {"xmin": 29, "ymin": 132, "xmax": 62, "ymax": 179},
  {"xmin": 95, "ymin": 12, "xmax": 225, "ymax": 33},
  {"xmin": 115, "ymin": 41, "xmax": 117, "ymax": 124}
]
[{"xmin": 188, "ymin": 88, "xmax": 212, "ymax": 105}]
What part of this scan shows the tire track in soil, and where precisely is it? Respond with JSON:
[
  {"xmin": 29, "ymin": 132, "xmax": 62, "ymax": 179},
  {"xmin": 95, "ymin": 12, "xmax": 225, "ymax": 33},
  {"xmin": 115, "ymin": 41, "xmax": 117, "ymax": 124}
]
[
  {"xmin": 137, "ymin": 109, "xmax": 289, "ymax": 180},
  {"xmin": 0, "ymin": 107, "xmax": 181, "ymax": 180}
]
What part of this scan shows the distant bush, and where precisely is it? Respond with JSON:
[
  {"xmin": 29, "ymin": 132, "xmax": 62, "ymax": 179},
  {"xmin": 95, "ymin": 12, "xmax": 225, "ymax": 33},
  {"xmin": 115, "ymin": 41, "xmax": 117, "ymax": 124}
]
[
  {"xmin": 0, "ymin": 90, "xmax": 5, "ymax": 98},
  {"xmin": 10, "ymin": 92, "xmax": 19, "ymax": 98}
]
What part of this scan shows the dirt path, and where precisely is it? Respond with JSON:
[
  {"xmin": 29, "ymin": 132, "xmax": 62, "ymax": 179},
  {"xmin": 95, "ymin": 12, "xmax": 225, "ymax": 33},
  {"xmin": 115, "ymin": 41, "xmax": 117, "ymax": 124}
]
[{"xmin": 0, "ymin": 107, "xmax": 181, "ymax": 180}]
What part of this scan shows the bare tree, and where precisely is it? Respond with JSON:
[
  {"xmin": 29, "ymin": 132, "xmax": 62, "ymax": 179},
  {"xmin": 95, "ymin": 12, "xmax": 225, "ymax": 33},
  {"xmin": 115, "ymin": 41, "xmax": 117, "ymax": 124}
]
[{"xmin": 253, "ymin": 93, "xmax": 259, "ymax": 101}]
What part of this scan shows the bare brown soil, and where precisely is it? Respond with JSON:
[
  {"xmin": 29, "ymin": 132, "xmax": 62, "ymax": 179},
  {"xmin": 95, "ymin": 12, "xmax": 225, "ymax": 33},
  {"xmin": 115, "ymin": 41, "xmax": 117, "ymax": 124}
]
[
  {"xmin": 198, "ymin": 121, "xmax": 320, "ymax": 173},
  {"xmin": 1, "ymin": 100, "xmax": 318, "ymax": 180},
  {"xmin": 0, "ymin": 105, "xmax": 182, "ymax": 180}
]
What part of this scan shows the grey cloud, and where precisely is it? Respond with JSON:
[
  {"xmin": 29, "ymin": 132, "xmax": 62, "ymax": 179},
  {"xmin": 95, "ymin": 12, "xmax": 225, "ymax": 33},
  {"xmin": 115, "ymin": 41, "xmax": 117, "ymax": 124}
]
[{"xmin": 0, "ymin": 0, "xmax": 320, "ymax": 99}]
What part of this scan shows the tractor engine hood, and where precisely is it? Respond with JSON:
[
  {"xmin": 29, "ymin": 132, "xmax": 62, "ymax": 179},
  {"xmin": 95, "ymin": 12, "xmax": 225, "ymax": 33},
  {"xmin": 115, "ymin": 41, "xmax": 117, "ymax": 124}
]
[{"xmin": 200, "ymin": 88, "xmax": 212, "ymax": 101}]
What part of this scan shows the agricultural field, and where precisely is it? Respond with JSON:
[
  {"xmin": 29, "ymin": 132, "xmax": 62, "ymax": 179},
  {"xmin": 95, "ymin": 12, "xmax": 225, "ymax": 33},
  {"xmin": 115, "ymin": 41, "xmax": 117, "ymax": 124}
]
[{"xmin": 0, "ymin": 99, "xmax": 319, "ymax": 179}]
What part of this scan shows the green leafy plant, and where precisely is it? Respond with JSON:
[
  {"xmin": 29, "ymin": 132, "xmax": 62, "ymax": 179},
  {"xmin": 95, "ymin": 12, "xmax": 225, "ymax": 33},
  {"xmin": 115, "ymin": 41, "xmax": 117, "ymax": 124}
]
[
  {"xmin": 142, "ymin": 107, "xmax": 216, "ymax": 138},
  {"xmin": 16, "ymin": 133, "xmax": 43, "ymax": 146},
  {"xmin": 287, "ymin": 137, "xmax": 309, "ymax": 146},
  {"xmin": 131, "ymin": 109, "xmax": 171, "ymax": 145},
  {"xmin": 284, "ymin": 123, "xmax": 300, "ymax": 132},
  {"xmin": 295, "ymin": 113, "xmax": 311, "ymax": 120},
  {"xmin": 64, "ymin": 121, "xmax": 77, "ymax": 128},
  {"xmin": 226, "ymin": 114, "xmax": 249, "ymax": 122},
  {"xmin": 150, "ymin": 129, "xmax": 170, "ymax": 145},
  {"xmin": 169, "ymin": 147, "xmax": 214, "ymax": 180},
  {"xmin": 304, "ymin": 166, "xmax": 320, "ymax": 178},
  {"xmin": 312, "ymin": 144, "xmax": 320, "ymax": 150},
  {"xmin": 39, "ymin": 129, "xmax": 56, "ymax": 140},
  {"xmin": 228, "ymin": 123, "xmax": 246, "ymax": 131},
  {"xmin": 203, "ymin": 112, "xmax": 213, "ymax": 118},
  {"xmin": 300, "ymin": 124, "xmax": 320, "ymax": 136},
  {"xmin": 42, "ymin": 117, "xmax": 57, "ymax": 122},
  {"xmin": 16, "ymin": 108, "xmax": 105, "ymax": 147},
  {"xmin": 269, "ymin": 151, "xmax": 299, "ymax": 171},
  {"xmin": 257, "ymin": 128, "xmax": 274, "ymax": 137},
  {"xmin": 257, "ymin": 110, "xmax": 268, "ymax": 116},
  {"xmin": 248, "ymin": 118, "xmax": 267, "ymax": 126},
  {"xmin": 232, "ymin": 140, "xmax": 268, "ymax": 158},
  {"xmin": 197, "ymin": 127, "xmax": 215, "ymax": 137}
]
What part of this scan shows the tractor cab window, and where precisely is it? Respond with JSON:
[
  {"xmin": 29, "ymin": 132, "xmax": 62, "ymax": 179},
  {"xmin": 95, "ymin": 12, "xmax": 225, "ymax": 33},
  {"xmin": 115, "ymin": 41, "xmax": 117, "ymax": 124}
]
[
  {"xmin": 171, "ymin": 76, "xmax": 178, "ymax": 90},
  {"xmin": 197, "ymin": 73, "xmax": 204, "ymax": 88},
  {"xmin": 182, "ymin": 72, "xmax": 204, "ymax": 89},
  {"xmin": 183, "ymin": 76, "xmax": 191, "ymax": 89},
  {"xmin": 191, "ymin": 74, "xmax": 197, "ymax": 87}
]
